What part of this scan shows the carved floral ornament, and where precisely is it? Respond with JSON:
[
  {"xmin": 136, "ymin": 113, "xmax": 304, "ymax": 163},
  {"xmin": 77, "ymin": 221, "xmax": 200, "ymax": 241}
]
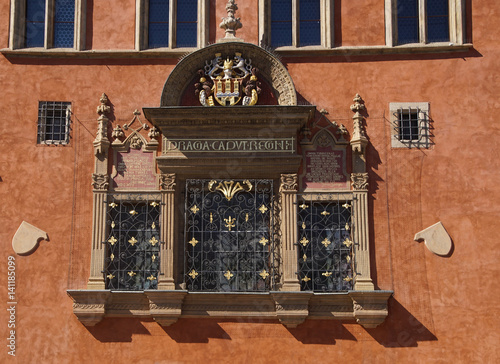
[
  {"xmin": 195, "ymin": 52, "xmax": 261, "ymax": 107},
  {"xmin": 112, "ymin": 109, "xmax": 159, "ymax": 152}
]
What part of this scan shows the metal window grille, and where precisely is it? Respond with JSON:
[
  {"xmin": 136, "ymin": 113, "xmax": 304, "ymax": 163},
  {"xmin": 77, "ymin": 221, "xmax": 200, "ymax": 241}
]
[
  {"xmin": 104, "ymin": 193, "xmax": 162, "ymax": 290},
  {"xmin": 37, "ymin": 101, "xmax": 71, "ymax": 145},
  {"xmin": 394, "ymin": 107, "xmax": 428, "ymax": 147},
  {"xmin": 297, "ymin": 193, "xmax": 354, "ymax": 292},
  {"xmin": 184, "ymin": 179, "xmax": 274, "ymax": 292}
]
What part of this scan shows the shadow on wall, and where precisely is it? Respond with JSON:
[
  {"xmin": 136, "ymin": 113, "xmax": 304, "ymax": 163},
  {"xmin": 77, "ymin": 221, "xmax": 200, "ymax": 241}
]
[{"xmin": 86, "ymin": 297, "xmax": 436, "ymax": 346}]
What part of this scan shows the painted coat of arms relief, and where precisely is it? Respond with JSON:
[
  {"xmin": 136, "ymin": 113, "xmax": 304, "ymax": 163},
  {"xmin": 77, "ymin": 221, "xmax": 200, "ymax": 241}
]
[{"xmin": 195, "ymin": 53, "xmax": 262, "ymax": 107}]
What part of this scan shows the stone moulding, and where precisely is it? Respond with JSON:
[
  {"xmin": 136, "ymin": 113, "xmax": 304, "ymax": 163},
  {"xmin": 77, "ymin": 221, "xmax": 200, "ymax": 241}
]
[{"xmin": 67, "ymin": 290, "xmax": 393, "ymax": 328}]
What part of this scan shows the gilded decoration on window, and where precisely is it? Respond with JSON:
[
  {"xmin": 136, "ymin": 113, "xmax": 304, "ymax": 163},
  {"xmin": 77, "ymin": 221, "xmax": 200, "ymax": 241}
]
[
  {"xmin": 190, "ymin": 205, "xmax": 200, "ymax": 214},
  {"xmin": 185, "ymin": 179, "xmax": 274, "ymax": 292},
  {"xmin": 209, "ymin": 180, "xmax": 252, "ymax": 201},
  {"xmin": 297, "ymin": 194, "xmax": 354, "ymax": 292},
  {"xmin": 195, "ymin": 53, "xmax": 262, "ymax": 107},
  {"xmin": 104, "ymin": 193, "xmax": 161, "ymax": 290}
]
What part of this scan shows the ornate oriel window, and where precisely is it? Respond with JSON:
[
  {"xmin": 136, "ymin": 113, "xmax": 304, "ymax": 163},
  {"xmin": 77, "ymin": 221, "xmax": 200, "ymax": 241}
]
[
  {"xmin": 9, "ymin": 0, "xmax": 86, "ymax": 50},
  {"xmin": 104, "ymin": 193, "xmax": 162, "ymax": 290},
  {"xmin": 185, "ymin": 179, "xmax": 274, "ymax": 292}
]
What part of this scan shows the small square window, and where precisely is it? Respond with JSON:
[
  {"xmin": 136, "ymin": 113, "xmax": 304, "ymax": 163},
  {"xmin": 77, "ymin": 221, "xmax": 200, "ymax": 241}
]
[
  {"xmin": 37, "ymin": 101, "xmax": 71, "ymax": 145},
  {"xmin": 390, "ymin": 102, "xmax": 430, "ymax": 148}
]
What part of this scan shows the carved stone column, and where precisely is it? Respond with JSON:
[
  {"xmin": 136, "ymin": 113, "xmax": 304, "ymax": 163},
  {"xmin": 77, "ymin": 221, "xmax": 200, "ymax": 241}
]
[
  {"xmin": 87, "ymin": 94, "xmax": 111, "ymax": 290},
  {"xmin": 279, "ymin": 174, "xmax": 301, "ymax": 291},
  {"xmin": 350, "ymin": 94, "xmax": 374, "ymax": 291},
  {"xmin": 159, "ymin": 173, "xmax": 176, "ymax": 290}
]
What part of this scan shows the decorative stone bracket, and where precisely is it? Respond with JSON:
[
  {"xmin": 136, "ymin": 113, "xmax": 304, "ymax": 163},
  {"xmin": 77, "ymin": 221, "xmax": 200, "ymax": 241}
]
[{"xmin": 67, "ymin": 290, "xmax": 392, "ymax": 329}]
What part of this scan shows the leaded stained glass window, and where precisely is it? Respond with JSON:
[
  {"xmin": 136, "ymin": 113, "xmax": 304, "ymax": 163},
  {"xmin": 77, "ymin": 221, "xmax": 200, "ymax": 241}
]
[
  {"xmin": 297, "ymin": 195, "xmax": 354, "ymax": 292},
  {"xmin": 104, "ymin": 194, "xmax": 161, "ymax": 290},
  {"xmin": 26, "ymin": 0, "xmax": 46, "ymax": 47},
  {"xmin": 185, "ymin": 179, "xmax": 274, "ymax": 292}
]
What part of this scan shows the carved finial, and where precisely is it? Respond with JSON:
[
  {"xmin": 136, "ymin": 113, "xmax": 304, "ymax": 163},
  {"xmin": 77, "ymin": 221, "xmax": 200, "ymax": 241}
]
[
  {"xmin": 97, "ymin": 93, "xmax": 110, "ymax": 115},
  {"xmin": 94, "ymin": 93, "xmax": 110, "ymax": 156},
  {"xmin": 218, "ymin": 0, "xmax": 243, "ymax": 42},
  {"xmin": 350, "ymin": 93, "xmax": 368, "ymax": 154}
]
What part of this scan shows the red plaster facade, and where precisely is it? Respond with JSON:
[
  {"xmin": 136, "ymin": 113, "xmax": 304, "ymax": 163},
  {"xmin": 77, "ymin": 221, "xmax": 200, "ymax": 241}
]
[{"xmin": 1, "ymin": 0, "xmax": 499, "ymax": 362}]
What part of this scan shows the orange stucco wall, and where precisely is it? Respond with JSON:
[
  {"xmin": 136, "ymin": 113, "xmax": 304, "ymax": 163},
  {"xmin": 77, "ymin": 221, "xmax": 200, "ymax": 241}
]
[{"xmin": 1, "ymin": 0, "xmax": 499, "ymax": 363}]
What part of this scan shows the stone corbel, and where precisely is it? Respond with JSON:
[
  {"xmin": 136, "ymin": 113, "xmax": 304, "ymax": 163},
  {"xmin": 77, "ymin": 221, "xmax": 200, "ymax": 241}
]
[
  {"xmin": 351, "ymin": 173, "xmax": 369, "ymax": 191},
  {"xmin": 348, "ymin": 291, "xmax": 393, "ymax": 329},
  {"xmin": 67, "ymin": 290, "xmax": 111, "ymax": 327},
  {"xmin": 272, "ymin": 292, "xmax": 313, "ymax": 328},
  {"xmin": 146, "ymin": 291, "xmax": 187, "ymax": 326}
]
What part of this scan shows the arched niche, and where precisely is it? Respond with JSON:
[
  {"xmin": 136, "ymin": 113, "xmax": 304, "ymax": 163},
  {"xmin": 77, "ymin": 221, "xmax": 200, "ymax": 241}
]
[{"xmin": 160, "ymin": 42, "xmax": 297, "ymax": 106}]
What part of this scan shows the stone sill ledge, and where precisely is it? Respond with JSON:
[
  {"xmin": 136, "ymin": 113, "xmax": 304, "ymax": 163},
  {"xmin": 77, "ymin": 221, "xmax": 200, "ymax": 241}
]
[
  {"xmin": 1, "ymin": 44, "xmax": 473, "ymax": 59},
  {"xmin": 67, "ymin": 289, "xmax": 393, "ymax": 329}
]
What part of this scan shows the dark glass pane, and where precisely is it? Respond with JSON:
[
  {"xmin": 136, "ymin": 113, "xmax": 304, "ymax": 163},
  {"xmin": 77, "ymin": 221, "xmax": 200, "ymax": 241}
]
[
  {"xmin": 176, "ymin": 23, "xmax": 197, "ymax": 47},
  {"xmin": 271, "ymin": 0, "xmax": 292, "ymax": 47},
  {"xmin": 25, "ymin": 0, "xmax": 45, "ymax": 47},
  {"xmin": 177, "ymin": 0, "xmax": 197, "ymax": 22},
  {"xmin": 299, "ymin": 0, "xmax": 320, "ymax": 46},
  {"xmin": 397, "ymin": 0, "xmax": 419, "ymax": 44},
  {"xmin": 399, "ymin": 111, "xmax": 419, "ymax": 140},
  {"xmin": 148, "ymin": 0, "xmax": 169, "ymax": 48},
  {"xmin": 427, "ymin": 0, "xmax": 449, "ymax": 42},
  {"xmin": 54, "ymin": 22, "xmax": 74, "ymax": 48}
]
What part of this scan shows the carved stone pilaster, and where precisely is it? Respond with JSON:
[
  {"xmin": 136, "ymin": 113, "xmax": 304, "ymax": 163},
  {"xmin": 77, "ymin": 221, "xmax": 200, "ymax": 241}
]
[
  {"xmin": 279, "ymin": 174, "xmax": 300, "ymax": 291},
  {"xmin": 159, "ymin": 173, "xmax": 176, "ymax": 290},
  {"xmin": 91, "ymin": 173, "xmax": 109, "ymax": 191},
  {"xmin": 160, "ymin": 173, "xmax": 176, "ymax": 191},
  {"xmin": 218, "ymin": 0, "xmax": 243, "ymax": 42},
  {"xmin": 94, "ymin": 93, "xmax": 111, "ymax": 157},
  {"xmin": 351, "ymin": 173, "xmax": 369, "ymax": 190},
  {"xmin": 146, "ymin": 291, "xmax": 187, "ymax": 326},
  {"xmin": 68, "ymin": 290, "xmax": 111, "ymax": 327},
  {"xmin": 348, "ymin": 291, "xmax": 393, "ymax": 329},
  {"xmin": 272, "ymin": 292, "xmax": 313, "ymax": 328}
]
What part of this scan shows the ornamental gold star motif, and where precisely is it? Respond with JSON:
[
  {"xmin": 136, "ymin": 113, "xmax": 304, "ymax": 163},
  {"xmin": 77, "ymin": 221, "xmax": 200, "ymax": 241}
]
[
  {"xmin": 109, "ymin": 202, "xmax": 117, "ymax": 208},
  {"xmin": 189, "ymin": 237, "xmax": 199, "ymax": 247},
  {"xmin": 259, "ymin": 270, "xmax": 269, "ymax": 279},
  {"xmin": 321, "ymin": 238, "xmax": 331, "ymax": 247},
  {"xmin": 299, "ymin": 237, "xmax": 309, "ymax": 246},
  {"xmin": 150, "ymin": 201, "xmax": 159, "ymax": 207},
  {"xmin": 343, "ymin": 238, "xmax": 353, "ymax": 247},
  {"xmin": 188, "ymin": 269, "xmax": 199, "ymax": 279},
  {"xmin": 128, "ymin": 271, "xmax": 136, "ymax": 277},
  {"xmin": 190, "ymin": 205, "xmax": 200, "ymax": 214},
  {"xmin": 147, "ymin": 275, "xmax": 156, "ymax": 281},
  {"xmin": 108, "ymin": 236, "xmax": 117, "ymax": 245},
  {"xmin": 259, "ymin": 237, "xmax": 268, "ymax": 246},
  {"xmin": 299, "ymin": 203, "xmax": 309, "ymax": 210},
  {"xmin": 128, "ymin": 236, "xmax": 138, "ymax": 246},
  {"xmin": 107, "ymin": 274, "xmax": 115, "ymax": 280},
  {"xmin": 130, "ymin": 210, "xmax": 138, "ymax": 216},
  {"xmin": 258, "ymin": 204, "xmax": 268, "ymax": 214},
  {"xmin": 224, "ymin": 270, "xmax": 234, "ymax": 280},
  {"xmin": 342, "ymin": 203, "xmax": 351, "ymax": 209},
  {"xmin": 322, "ymin": 272, "xmax": 333, "ymax": 277},
  {"xmin": 302, "ymin": 276, "xmax": 311, "ymax": 282},
  {"xmin": 321, "ymin": 210, "xmax": 330, "ymax": 216},
  {"xmin": 149, "ymin": 236, "xmax": 159, "ymax": 246}
]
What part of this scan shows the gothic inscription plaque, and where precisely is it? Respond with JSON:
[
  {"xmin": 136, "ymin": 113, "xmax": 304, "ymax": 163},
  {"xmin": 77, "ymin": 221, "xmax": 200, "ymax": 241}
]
[
  {"xmin": 112, "ymin": 149, "xmax": 157, "ymax": 190},
  {"xmin": 302, "ymin": 147, "xmax": 349, "ymax": 190}
]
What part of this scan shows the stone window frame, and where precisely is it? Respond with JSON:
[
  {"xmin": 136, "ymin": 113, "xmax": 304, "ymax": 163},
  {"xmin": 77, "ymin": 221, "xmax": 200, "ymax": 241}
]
[
  {"xmin": 9, "ymin": 0, "xmax": 87, "ymax": 50},
  {"xmin": 390, "ymin": 102, "xmax": 430, "ymax": 149},
  {"xmin": 258, "ymin": 0, "xmax": 334, "ymax": 49},
  {"xmin": 37, "ymin": 101, "xmax": 72, "ymax": 145},
  {"xmin": 135, "ymin": 0, "xmax": 209, "ymax": 51},
  {"xmin": 385, "ymin": 0, "xmax": 465, "ymax": 46}
]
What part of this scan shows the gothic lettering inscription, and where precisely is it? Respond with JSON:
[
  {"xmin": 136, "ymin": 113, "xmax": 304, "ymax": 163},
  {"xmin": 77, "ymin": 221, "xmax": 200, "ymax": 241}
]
[
  {"xmin": 303, "ymin": 149, "xmax": 348, "ymax": 190},
  {"xmin": 113, "ymin": 149, "xmax": 156, "ymax": 190},
  {"xmin": 163, "ymin": 138, "xmax": 294, "ymax": 154}
]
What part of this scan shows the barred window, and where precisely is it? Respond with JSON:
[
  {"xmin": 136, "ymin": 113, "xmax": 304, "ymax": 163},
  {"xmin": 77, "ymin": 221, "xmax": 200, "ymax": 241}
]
[
  {"xmin": 184, "ymin": 179, "xmax": 274, "ymax": 292},
  {"xmin": 390, "ymin": 102, "xmax": 430, "ymax": 148},
  {"xmin": 297, "ymin": 194, "xmax": 354, "ymax": 292},
  {"xmin": 37, "ymin": 101, "xmax": 71, "ymax": 145},
  {"xmin": 104, "ymin": 194, "xmax": 161, "ymax": 290}
]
